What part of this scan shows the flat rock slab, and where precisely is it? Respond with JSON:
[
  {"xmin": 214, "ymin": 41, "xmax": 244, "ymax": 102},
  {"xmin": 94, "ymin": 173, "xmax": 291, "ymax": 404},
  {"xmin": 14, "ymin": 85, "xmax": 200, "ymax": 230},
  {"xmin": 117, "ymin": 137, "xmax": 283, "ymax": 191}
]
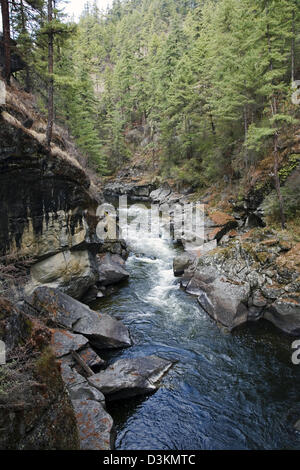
[
  {"xmin": 61, "ymin": 362, "xmax": 87, "ymax": 388},
  {"xmin": 72, "ymin": 399, "xmax": 113, "ymax": 450},
  {"xmin": 69, "ymin": 384, "xmax": 106, "ymax": 406},
  {"xmin": 51, "ymin": 329, "xmax": 88, "ymax": 357},
  {"xmin": 88, "ymin": 355, "xmax": 174, "ymax": 401},
  {"xmin": 29, "ymin": 286, "xmax": 131, "ymax": 349},
  {"xmin": 61, "ymin": 362, "xmax": 106, "ymax": 405}
]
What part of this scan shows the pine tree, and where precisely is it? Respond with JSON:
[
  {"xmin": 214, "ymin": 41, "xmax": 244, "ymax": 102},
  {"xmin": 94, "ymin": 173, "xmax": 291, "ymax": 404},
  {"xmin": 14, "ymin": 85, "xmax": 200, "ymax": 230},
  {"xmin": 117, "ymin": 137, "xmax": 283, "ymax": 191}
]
[{"xmin": 1, "ymin": 0, "xmax": 11, "ymax": 83}]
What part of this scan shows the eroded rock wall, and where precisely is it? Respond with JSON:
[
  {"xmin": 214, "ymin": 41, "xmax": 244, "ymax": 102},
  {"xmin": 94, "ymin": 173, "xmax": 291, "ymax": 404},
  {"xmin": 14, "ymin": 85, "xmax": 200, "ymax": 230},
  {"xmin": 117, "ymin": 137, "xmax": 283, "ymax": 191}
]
[{"xmin": 0, "ymin": 80, "xmax": 101, "ymax": 299}]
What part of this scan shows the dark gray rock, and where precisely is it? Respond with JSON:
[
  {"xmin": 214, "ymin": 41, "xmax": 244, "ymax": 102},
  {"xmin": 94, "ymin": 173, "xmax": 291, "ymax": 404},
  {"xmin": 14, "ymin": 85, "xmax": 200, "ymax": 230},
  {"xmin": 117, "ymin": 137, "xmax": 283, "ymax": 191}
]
[
  {"xmin": 264, "ymin": 297, "xmax": 300, "ymax": 335},
  {"xmin": 61, "ymin": 362, "xmax": 105, "ymax": 405},
  {"xmin": 173, "ymin": 253, "xmax": 195, "ymax": 277},
  {"xmin": 61, "ymin": 362, "xmax": 86, "ymax": 388},
  {"xmin": 185, "ymin": 267, "xmax": 250, "ymax": 330},
  {"xmin": 72, "ymin": 399, "xmax": 113, "ymax": 450},
  {"xmin": 97, "ymin": 253, "xmax": 130, "ymax": 286},
  {"xmin": 88, "ymin": 355, "xmax": 174, "ymax": 401},
  {"xmin": 76, "ymin": 345, "xmax": 105, "ymax": 369},
  {"xmin": 61, "ymin": 362, "xmax": 112, "ymax": 449},
  {"xmin": 51, "ymin": 329, "xmax": 88, "ymax": 357},
  {"xmin": 61, "ymin": 344, "xmax": 105, "ymax": 371},
  {"xmin": 69, "ymin": 384, "xmax": 105, "ymax": 405},
  {"xmin": 28, "ymin": 287, "xmax": 132, "ymax": 349}
]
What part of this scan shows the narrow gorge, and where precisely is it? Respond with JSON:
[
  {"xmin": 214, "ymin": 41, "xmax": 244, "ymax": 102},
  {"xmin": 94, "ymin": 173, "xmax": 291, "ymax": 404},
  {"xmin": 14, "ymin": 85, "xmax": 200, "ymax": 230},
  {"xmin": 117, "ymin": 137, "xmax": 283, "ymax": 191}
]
[{"xmin": 0, "ymin": 0, "xmax": 300, "ymax": 454}]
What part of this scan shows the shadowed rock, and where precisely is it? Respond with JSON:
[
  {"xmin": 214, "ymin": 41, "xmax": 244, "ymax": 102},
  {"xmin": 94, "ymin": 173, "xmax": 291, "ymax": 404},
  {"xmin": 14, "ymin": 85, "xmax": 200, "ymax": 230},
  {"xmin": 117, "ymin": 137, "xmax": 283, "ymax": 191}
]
[
  {"xmin": 185, "ymin": 267, "xmax": 250, "ymax": 330},
  {"xmin": 173, "ymin": 253, "xmax": 195, "ymax": 277},
  {"xmin": 264, "ymin": 297, "xmax": 300, "ymax": 335},
  {"xmin": 61, "ymin": 362, "xmax": 105, "ymax": 403},
  {"xmin": 88, "ymin": 355, "xmax": 174, "ymax": 401},
  {"xmin": 97, "ymin": 253, "xmax": 130, "ymax": 286},
  {"xmin": 69, "ymin": 384, "xmax": 106, "ymax": 405},
  {"xmin": 28, "ymin": 287, "xmax": 132, "ymax": 349}
]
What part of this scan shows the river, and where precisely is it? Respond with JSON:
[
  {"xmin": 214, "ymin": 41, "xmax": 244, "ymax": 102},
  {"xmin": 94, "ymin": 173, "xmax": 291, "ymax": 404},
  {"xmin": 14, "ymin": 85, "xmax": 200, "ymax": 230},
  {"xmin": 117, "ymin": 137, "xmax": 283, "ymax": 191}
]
[{"xmin": 92, "ymin": 203, "xmax": 300, "ymax": 450}]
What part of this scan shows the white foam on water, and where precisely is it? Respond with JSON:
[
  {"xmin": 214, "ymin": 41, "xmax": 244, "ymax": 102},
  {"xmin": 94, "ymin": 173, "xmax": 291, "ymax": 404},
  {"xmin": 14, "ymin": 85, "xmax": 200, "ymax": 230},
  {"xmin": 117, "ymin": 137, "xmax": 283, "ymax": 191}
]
[{"xmin": 123, "ymin": 205, "xmax": 191, "ymax": 320}]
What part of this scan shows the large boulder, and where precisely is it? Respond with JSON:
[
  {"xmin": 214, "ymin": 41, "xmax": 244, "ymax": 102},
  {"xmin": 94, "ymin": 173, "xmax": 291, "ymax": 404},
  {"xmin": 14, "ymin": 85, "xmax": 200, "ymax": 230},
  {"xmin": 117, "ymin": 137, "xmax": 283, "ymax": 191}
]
[
  {"xmin": 185, "ymin": 267, "xmax": 250, "ymax": 330},
  {"xmin": 60, "ymin": 361, "xmax": 112, "ymax": 450},
  {"xmin": 264, "ymin": 296, "xmax": 300, "ymax": 335},
  {"xmin": 72, "ymin": 399, "xmax": 113, "ymax": 450},
  {"xmin": 150, "ymin": 186, "xmax": 172, "ymax": 204},
  {"xmin": 28, "ymin": 287, "xmax": 132, "ymax": 349},
  {"xmin": 26, "ymin": 250, "xmax": 98, "ymax": 300},
  {"xmin": 173, "ymin": 253, "xmax": 195, "ymax": 277},
  {"xmin": 97, "ymin": 253, "xmax": 130, "ymax": 286},
  {"xmin": 88, "ymin": 355, "xmax": 174, "ymax": 401}
]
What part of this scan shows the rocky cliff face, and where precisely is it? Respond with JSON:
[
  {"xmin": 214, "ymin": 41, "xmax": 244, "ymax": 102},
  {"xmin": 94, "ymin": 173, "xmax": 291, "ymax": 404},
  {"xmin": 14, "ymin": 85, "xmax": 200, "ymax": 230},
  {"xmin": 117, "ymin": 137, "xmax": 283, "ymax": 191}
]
[
  {"xmin": 0, "ymin": 298, "xmax": 80, "ymax": 450},
  {"xmin": 0, "ymin": 82, "xmax": 160, "ymax": 451},
  {"xmin": 0, "ymin": 80, "xmax": 102, "ymax": 299},
  {"xmin": 0, "ymin": 82, "xmax": 111, "ymax": 449}
]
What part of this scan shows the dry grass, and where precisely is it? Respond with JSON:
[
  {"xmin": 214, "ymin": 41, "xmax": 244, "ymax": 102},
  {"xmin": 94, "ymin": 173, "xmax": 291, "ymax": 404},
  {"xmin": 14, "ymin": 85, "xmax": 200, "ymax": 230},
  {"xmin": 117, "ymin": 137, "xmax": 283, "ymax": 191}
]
[{"xmin": 1, "ymin": 80, "xmax": 94, "ymax": 180}]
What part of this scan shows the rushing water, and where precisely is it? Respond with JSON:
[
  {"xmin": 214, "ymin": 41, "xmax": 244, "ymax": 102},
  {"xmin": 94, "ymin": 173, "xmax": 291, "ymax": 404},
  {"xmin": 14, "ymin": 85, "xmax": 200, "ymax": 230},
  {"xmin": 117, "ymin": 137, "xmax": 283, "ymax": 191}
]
[{"xmin": 92, "ymin": 204, "xmax": 300, "ymax": 450}]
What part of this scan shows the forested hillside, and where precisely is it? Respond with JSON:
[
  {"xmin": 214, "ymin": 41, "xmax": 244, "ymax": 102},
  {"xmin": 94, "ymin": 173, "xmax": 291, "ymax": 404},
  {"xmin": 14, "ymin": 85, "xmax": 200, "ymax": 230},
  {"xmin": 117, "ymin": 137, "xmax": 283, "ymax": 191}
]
[
  {"xmin": 65, "ymin": 0, "xmax": 300, "ymax": 188},
  {"xmin": 2, "ymin": 0, "xmax": 300, "ymax": 219}
]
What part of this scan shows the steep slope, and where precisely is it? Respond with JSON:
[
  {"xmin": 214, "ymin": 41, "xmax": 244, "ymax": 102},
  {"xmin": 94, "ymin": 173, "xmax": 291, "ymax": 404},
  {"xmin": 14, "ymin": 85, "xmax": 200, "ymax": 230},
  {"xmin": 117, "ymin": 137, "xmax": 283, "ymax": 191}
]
[{"xmin": 0, "ymin": 79, "xmax": 102, "ymax": 299}]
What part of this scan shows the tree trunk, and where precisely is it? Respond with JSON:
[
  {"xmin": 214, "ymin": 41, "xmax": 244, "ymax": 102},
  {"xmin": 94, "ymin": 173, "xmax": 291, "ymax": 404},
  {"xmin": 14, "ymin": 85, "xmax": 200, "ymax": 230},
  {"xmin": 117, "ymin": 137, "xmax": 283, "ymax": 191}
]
[
  {"xmin": 46, "ymin": 0, "xmax": 54, "ymax": 148},
  {"xmin": 1, "ymin": 0, "xmax": 11, "ymax": 84},
  {"xmin": 243, "ymin": 105, "xmax": 248, "ymax": 169},
  {"xmin": 291, "ymin": 6, "xmax": 295, "ymax": 83},
  {"xmin": 20, "ymin": 0, "xmax": 31, "ymax": 92},
  {"xmin": 266, "ymin": 4, "xmax": 286, "ymax": 229},
  {"xmin": 273, "ymin": 132, "xmax": 286, "ymax": 229},
  {"xmin": 210, "ymin": 113, "xmax": 216, "ymax": 137}
]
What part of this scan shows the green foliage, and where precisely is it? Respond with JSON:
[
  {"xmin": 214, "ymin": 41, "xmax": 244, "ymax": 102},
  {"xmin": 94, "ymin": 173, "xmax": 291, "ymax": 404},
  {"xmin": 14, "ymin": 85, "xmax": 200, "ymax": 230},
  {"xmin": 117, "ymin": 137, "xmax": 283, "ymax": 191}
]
[
  {"xmin": 9, "ymin": 0, "xmax": 300, "ymax": 182},
  {"xmin": 62, "ymin": 0, "xmax": 299, "ymax": 184},
  {"xmin": 264, "ymin": 182, "xmax": 300, "ymax": 222},
  {"xmin": 279, "ymin": 153, "xmax": 300, "ymax": 182}
]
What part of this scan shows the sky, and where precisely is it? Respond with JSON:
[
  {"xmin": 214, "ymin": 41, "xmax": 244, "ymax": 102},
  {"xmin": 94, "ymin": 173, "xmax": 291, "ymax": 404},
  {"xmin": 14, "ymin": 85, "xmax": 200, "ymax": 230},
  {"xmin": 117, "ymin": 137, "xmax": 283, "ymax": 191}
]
[
  {"xmin": 63, "ymin": 0, "xmax": 113, "ymax": 20},
  {"xmin": 0, "ymin": 0, "xmax": 113, "ymax": 30}
]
